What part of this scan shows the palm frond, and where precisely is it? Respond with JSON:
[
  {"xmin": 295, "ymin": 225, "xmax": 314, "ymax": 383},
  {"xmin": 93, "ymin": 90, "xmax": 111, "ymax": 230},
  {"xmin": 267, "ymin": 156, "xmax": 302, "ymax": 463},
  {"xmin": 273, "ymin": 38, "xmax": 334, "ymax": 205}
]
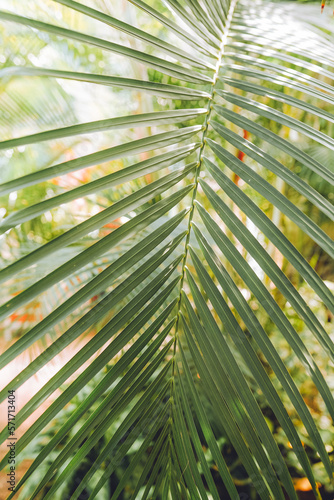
[{"xmin": 0, "ymin": 0, "xmax": 333, "ymax": 498}]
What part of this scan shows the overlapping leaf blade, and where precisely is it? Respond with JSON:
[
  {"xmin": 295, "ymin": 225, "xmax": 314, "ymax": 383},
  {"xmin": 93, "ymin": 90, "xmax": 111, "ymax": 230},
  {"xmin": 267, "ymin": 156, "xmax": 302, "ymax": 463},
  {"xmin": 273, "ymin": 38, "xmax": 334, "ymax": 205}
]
[{"xmin": 0, "ymin": 0, "xmax": 333, "ymax": 498}]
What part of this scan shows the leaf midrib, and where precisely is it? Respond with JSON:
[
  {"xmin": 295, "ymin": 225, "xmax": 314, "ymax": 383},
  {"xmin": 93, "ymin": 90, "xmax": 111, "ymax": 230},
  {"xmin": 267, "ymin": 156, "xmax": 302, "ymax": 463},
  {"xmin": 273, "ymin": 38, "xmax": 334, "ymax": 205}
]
[{"xmin": 171, "ymin": 0, "xmax": 239, "ymax": 368}]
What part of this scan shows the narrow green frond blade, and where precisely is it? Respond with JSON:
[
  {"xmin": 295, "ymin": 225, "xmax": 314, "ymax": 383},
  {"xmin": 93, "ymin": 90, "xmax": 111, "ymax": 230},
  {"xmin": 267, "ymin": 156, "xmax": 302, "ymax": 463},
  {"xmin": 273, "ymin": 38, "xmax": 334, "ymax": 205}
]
[
  {"xmin": 200, "ymin": 169, "xmax": 334, "ymax": 359},
  {"xmin": 109, "ymin": 405, "xmax": 170, "ymax": 500},
  {"xmin": 172, "ymin": 394, "xmax": 209, "ymax": 500},
  {"xmin": 0, "ymin": 185, "xmax": 192, "ymax": 287},
  {"xmin": 217, "ymin": 91, "xmax": 334, "ymax": 150},
  {"xmin": 87, "ymin": 380, "xmax": 171, "ymax": 500},
  {"xmin": 176, "ymin": 0, "xmax": 224, "ymax": 40},
  {"xmin": 129, "ymin": 423, "xmax": 170, "ymax": 500},
  {"xmin": 201, "ymin": 155, "xmax": 334, "ymax": 314},
  {"xmin": 188, "ymin": 244, "xmax": 323, "ymax": 491},
  {"xmin": 195, "ymin": 205, "xmax": 334, "ymax": 422},
  {"xmin": 0, "ymin": 125, "xmax": 202, "ymax": 195},
  {"xmin": 170, "ymin": 442, "xmax": 190, "ymax": 499},
  {"xmin": 214, "ymin": 106, "xmax": 334, "ymax": 185},
  {"xmin": 222, "ymin": 65, "xmax": 334, "ymax": 106},
  {"xmin": 0, "ymin": 167, "xmax": 192, "ymax": 315},
  {"xmin": 0, "ymin": 229, "xmax": 185, "ymax": 398},
  {"xmin": 0, "ymin": 266, "xmax": 180, "ymax": 461},
  {"xmin": 207, "ymin": 139, "xmax": 334, "ymax": 258},
  {"xmin": 221, "ymin": 77, "xmax": 334, "ymax": 122},
  {"xmin": 0, "ymin": 11, "xmax": 213, "ymax": 84},
  {"xmin": 0, "ymin": 66, "xmax": 212, "ymax": 100},
  {"xmin": 180, "ymin": 315, "xmax": 272, "ymax": 500},
  {"xmin": 1, "ymin": 161, "xmax": 195, "ymax": 229},
  {"xmin": 50, "ymin": 356, "xmax": 172, "ymax": 500},
  {"xmin": 11, "ymin": 315, "xmax": 175, "ymax": 499},
  {"xmin": 178, "ymin": 344, "xmax": 238, "ymax": 499},
  {"xmin": 41, "ymin": 357, "xmax": 172, "ymax": 500},
  {"xmin": 171, "ymin": 417, "xmax": 202, "ymax": 500},
  {"xmin": 53, "ymin": 0, "xmax": 216, "ymax": 69},
  {"xmin": 225, "ymin": 47, "xmax": 334, "ymax": 83},
  {"xmin": 190, "ymin": 230, "xmax": 332, "ymax": 482},
  {"xmin": 228, "ymin": 30, "xmax": 334, "ymax": 69},
  {"xmin": 160, "ymin": 0, "xmax": 222, "ymax": 51},
  {"xmin": 210, "ymin": 121, "xmax": 334, "ymax": 221},
  {"xmin": 0, "ymin": 147, "xmax": 197, "ymax": 226},
  {"xmin": 223, "ymin": 55, "xmax": 334, "ymax": 97},
  {"xmin": 0, "ymin": 212, "xmax": 186, "ymax": 375},
  {"xmin": 137, "ymin": 449, "xmax": 169, "ymax": 500},
  {"xmin": 184, "ymin": 273, "xmax": 297, "ymax": 500},
  {"xmin": 0, "ymin": 110, "xmax": 206, "ymax": 150},
  {"xmin": 127, "ymin": 0, "xmax": 220, "ymax": 54},
  {"xmin": 174, "ymin": 381, "xmax": 220, "ymax": 500}
]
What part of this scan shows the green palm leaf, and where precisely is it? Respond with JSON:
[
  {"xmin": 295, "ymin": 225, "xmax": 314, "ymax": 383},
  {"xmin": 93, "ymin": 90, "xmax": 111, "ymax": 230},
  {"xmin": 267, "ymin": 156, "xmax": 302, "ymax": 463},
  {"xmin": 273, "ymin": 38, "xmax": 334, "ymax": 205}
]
[{"xmin": 0, "ymin": 0, "xmax": 333, "ymax": 498}]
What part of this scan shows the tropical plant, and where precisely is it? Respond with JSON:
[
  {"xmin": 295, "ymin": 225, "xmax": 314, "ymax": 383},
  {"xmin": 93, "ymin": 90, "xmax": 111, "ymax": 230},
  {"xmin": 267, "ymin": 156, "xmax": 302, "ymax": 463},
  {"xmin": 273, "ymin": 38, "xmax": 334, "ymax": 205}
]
[{"xmin": 0, "ymin": 0, "xmax": 333, "ymax": 498}]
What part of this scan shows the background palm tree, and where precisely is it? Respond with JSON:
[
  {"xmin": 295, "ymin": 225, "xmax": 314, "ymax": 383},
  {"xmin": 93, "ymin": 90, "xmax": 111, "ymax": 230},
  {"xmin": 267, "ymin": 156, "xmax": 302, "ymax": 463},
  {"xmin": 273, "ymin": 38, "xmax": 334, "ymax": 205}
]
[{"xmin": 0, "ymin": 0, "xmax": 333, "ymax": 498}]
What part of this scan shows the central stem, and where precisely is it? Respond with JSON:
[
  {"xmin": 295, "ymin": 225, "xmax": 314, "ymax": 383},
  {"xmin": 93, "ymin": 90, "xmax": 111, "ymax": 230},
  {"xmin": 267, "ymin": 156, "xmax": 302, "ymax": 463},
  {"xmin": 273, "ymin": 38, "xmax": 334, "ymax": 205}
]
[{"xmin": 170, "ymin": 0, "xmax": 238, "ymax": 377}]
